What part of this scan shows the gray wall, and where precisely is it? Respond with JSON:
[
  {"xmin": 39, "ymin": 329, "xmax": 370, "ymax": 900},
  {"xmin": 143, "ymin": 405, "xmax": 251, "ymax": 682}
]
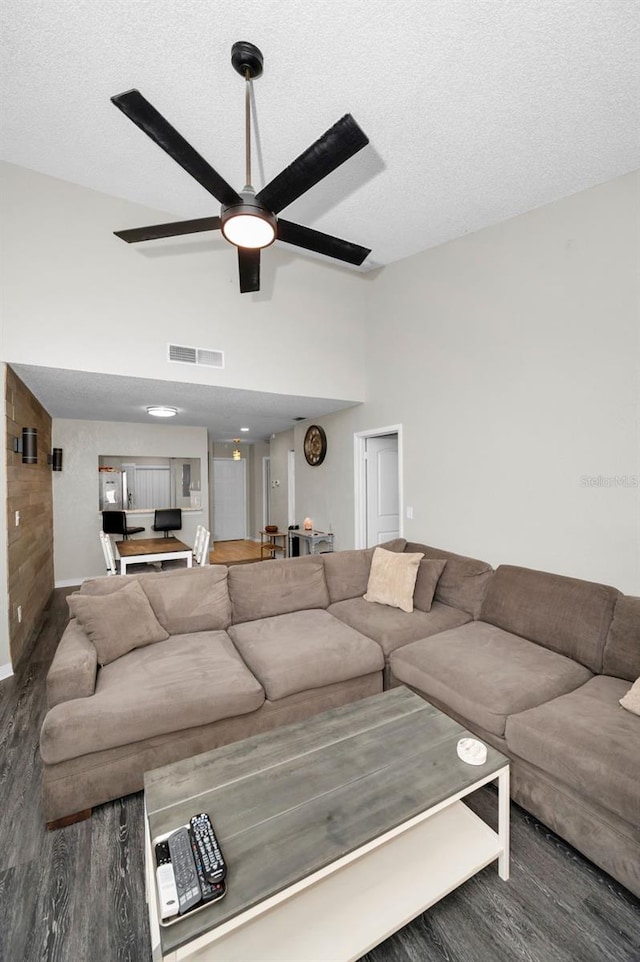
[{"xmin": 292, "ymin": 172, "xmax": 640, "ymax": 593}]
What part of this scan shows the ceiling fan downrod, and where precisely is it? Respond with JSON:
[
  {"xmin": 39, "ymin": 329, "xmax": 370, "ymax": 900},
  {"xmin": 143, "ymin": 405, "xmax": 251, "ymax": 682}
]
[
  {"xmin": 230, "ymin": 41, "xmax": 264, "ymax": 190},
  {"xmin": 245, "ymin": 68, "xmax": 252, "ymax": 189}
]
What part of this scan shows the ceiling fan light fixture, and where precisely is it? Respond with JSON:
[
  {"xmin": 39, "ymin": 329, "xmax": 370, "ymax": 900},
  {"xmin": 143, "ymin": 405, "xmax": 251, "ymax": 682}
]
[{"xmin": 221, "ymin": 191, "xmax": 277, "ymax": 250}]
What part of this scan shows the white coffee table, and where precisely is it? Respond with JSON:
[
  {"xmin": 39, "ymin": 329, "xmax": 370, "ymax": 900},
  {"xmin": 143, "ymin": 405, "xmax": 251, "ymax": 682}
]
[{"xmin": 144, "ymin": 687, "xmax": 509, "ymax": 962}]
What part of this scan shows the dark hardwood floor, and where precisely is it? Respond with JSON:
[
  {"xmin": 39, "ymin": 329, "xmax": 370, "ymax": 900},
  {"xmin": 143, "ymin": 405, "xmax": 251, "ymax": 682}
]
[{"xmin": 1, "ymin": 588, "xmax": 639, "ymax": 962}]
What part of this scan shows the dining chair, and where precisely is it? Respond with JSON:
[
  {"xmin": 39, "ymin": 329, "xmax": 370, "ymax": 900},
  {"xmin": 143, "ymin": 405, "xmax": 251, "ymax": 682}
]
[
  {"xmin": 193, "ymin": 525, "xmax": 211, "ymax": 566},
  {"xmin": 152, "ymin": 508, "xmax": 182, "ymax": 538},
  {"xmin": 162, "ymin": 524, "xmax": 210, "ymax": 570},
  {"xmin": 102, "ymin": 510, "xmax": 145, "ymax": 540},
  {"xmin": 99, "ymin": 530, "xmax": 118, "ymax": 575}
]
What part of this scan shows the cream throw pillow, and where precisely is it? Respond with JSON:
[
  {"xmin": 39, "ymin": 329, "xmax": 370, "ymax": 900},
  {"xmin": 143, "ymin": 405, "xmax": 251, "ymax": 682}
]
[
  {"xmin": 619, "ymin": 677, "xmax": 640, "ymax": 716},
  {"xmin": 68, "ymin": 579, "xmax": 169, "ymax": 666},
  {"xmin": 363, "ymin": 547, "xmax": 424, "ymax": 613}
]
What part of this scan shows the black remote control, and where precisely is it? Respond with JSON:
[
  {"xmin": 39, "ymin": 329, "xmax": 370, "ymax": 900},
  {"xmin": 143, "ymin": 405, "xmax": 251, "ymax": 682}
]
[
  {"xmin": 189, "ymin": 831, "xmax": 226, "ymax": 903},
  {"xmin": 167, "ymin": 827, "xmax": 202, "ymax": 914},
  {"xmin": 190, "ymin": 813, "xmax": 227, "ymax": 883}
]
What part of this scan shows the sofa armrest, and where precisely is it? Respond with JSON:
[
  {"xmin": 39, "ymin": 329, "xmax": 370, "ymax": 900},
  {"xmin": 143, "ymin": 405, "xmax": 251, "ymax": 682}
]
[{"xmin": 46, "ymin": 620, "xmax": 98, "ymax": 709}]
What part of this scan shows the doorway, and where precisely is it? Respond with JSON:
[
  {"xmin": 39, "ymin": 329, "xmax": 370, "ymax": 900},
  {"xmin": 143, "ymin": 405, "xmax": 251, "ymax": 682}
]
[
  {"xmin": 213, "ymin": 458, "xmax": 247, "ymax": 541},
  {"xmin": 354, "ymin": 426, "xmax": 402, "ymax": 548}
]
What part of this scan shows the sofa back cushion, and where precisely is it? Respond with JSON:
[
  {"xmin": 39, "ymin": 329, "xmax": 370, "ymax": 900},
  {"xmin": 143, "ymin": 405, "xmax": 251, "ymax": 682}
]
[
  {"xmin": 229, "ymin": 556, "xmax": 330, "ymax": 624},
  {"xmin": 405, "ymin": 542, "xmax": 493, "ymax": 618},
  {"xmin": 80, "ymin": 566, "xmax": 232, "ymax": 633},
  {"xmin": 323, "ymin": 539, "xmax": 407, "ymax": 603},
  {"xmin": 602, "ymin": 595, "xmax": 640, "ymax": 681},
  {"xmin": 140, "ymin": 566, "xmax": 232, "ymax": 633},
  {"xmin": 480, "ymin": 565, "xmax": 619, "ymax": 672}
]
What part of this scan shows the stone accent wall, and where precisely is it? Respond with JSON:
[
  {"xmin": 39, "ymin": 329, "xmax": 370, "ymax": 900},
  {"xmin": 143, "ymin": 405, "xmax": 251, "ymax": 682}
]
[{"xmin": 5, "ymin": 367, "xmax": 54, "ymax": 665}]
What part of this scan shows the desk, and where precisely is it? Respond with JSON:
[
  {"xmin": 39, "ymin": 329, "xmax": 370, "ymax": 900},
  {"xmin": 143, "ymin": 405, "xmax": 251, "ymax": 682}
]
[
  {"xmin": 289, "ymin": 529, "xmax": 334, "ymax": 556},
  {"xmin": 260, "ymin": 530, "xmax": 287, "ymax": 560},
  {"xmin": 115, "ymin": 537, "xmax": 193, "ymax": 574}
]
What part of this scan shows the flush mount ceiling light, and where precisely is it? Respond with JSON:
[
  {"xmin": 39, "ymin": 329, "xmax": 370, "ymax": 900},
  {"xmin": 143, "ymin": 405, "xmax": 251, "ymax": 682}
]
[
  {"xmin": 111, "ymin": 41, "xmax": 371, "ymax": 293},
  {"xmin": 146, "ymin": 406, "xmax": 178, "ymax": 418},
  {"xmin": 240, "ymin": 427, "xmax": 250, "ymax": 432}
]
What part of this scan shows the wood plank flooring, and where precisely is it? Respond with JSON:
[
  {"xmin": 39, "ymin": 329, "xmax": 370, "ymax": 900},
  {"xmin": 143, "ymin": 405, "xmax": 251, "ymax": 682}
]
[
  {"xmin": 1, "ymin": 588, "xmax": 639, "ymax": 962},
  {"xmin": 208, "ymin": 538, "xmax": 263, "ymax": 565}
]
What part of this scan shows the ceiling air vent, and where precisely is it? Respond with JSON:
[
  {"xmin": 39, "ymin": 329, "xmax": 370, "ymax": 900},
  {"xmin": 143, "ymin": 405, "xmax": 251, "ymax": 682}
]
[{"xmin": 168, "ymin": 344, "xmax": 224, "ymax": 368}]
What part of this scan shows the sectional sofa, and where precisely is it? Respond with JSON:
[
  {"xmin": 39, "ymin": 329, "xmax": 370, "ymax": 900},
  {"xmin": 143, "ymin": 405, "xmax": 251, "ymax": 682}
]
[{"xmin": 40, "ymin": 539, "xmax": 640, "ymax": 897}]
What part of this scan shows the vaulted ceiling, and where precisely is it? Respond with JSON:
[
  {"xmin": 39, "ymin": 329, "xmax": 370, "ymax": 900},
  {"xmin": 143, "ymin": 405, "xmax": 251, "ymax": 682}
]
[
  {"xmin": 3, "ymin": 0, "xmax": 638, "ymax": 269},
  {"xmin": 2, "ymin": 1, "xmax": 638, "ymax": 437}
]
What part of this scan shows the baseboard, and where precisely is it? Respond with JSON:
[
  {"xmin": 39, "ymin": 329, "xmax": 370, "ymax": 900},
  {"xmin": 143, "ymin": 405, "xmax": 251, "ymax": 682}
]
[
  {"xmin": 0, "ymin": 663, "xmax": 14, "ymax": 682},
  {"xmin": 55, "ymin": 578, "xmax": 88, "ymax": 588}
]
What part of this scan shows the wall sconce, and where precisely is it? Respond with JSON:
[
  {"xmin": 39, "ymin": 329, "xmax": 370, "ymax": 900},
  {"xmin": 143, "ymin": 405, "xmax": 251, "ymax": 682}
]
[
  {"xmin": 232, "ymin": 438, "xmax": 241, "ymax": 460},
  {"xmin": 48, "ymin": 448, "xmax": 63, "ymax": 472},
  {"xmin": 12, "ymin": 427, "xmax": 38, "ymax": 464}
]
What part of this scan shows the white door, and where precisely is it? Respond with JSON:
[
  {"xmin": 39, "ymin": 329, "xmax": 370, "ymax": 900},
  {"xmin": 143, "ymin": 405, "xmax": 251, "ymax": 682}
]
[
  {"xmin": 366, "ymin": 434, "xmax": 400, "ymax": 545},
  {"xmin": 213, "ymin": 459, "xmax": 247, "ymax": 541}
]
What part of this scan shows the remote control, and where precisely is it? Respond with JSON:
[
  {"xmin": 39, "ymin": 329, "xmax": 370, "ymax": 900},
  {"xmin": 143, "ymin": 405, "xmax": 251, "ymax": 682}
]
[
  {"xmin": 190, "ymin": 813, "xmax": 227, "ymax": 883},
  {"xmin": 155, "ymin": 841, "xmax": 179, "ymax": 920},
  {"xmin": 189, "ymin": 832, "xmax": 227, "ymax": 903},
  {"xmin": 167, "ymin": 827, "xmax": 202, "ymax": 914}
]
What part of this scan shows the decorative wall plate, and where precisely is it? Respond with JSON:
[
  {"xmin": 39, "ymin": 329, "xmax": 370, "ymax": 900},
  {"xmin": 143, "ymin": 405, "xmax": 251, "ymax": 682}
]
[{"xmin": 303, "ymin": 425, "xmax": 327, "ymax": 466}]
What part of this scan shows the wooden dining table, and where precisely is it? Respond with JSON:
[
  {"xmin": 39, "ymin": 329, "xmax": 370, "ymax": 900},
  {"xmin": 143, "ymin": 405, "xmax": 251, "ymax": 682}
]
[{"xmin": 115, "ymin": 537, "xmax": 193, "ymax": 574}]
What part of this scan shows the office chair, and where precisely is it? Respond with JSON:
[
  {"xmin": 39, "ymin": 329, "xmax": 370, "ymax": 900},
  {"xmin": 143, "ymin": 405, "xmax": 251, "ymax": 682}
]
[
  {"xmin": 152, "ymin": 508, "xmax": 182, "ymax": 538},
  {"xmin": 102, "ymin": 510, "xmax": 145, "ymax": 540}
]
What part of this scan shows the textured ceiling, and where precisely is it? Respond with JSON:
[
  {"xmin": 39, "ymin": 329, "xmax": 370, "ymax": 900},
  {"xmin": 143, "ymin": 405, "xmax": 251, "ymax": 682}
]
[
  {"xmin": 10, "ymin": 364, "xmax": 358, "ymax": 443},
  {"xmin": 3, "ymin": 2, "xmax": 639, "ymax": 439},
  {"xmin": 2, "ymin": 0, "xmax": 639, "ymax": 269}
]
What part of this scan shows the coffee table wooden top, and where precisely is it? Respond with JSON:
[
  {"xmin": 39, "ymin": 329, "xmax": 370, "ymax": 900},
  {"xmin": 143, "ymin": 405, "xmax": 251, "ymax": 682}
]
[
  {"xmin": 144, "ymin": 687, "xmax": 508, "ymax": 956},
  {"xmin": 115, "ymin": 537, "xmax": 189, "ymax": 557}
]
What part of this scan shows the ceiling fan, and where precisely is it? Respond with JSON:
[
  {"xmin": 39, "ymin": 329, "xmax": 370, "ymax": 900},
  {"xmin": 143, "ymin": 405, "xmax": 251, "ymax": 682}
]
[{"xmin": 111, "ymin": 41, "xmax": 371, "ymax": 293}]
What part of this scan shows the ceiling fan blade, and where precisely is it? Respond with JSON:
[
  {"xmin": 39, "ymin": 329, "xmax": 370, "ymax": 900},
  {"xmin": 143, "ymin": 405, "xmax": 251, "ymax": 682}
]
[
  {"xmin": 114, "ymin": 216, "xmax": 221, "ymax": 243},
  {"xmin": 238, "ymin": 248, "xmax": 260, "ymax": 293},
  {"xmin": 111, "ymin": 90, "xmax": 241, "ymax": 207},
  {"xmin": 277, "ymin": 219, "xmax": 370, "ymax": 266},
  {"xmin": 256, "ymin": 114, "xmax": 369, "ymax": 214}
]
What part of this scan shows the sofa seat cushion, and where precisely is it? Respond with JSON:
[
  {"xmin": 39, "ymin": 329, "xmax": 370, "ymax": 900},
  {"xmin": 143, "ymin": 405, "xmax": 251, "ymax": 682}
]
[
  {"xmin": 328, "ymin": 598, "xmax": 471, "ymax": 658},
  {"xmin": 228, "ymin": 609, "xmax": 384, "ymax": 701},
  {"xmin": 390, "ymin": 622, "xmax": 592, "ymax": 736},
  {"xmin": 505, "ymin": 675, "xmax": 640, "ymax": 825},
  {"xmin": 40, "ymin": 631, "xmax": 264, "ymax": 764}
]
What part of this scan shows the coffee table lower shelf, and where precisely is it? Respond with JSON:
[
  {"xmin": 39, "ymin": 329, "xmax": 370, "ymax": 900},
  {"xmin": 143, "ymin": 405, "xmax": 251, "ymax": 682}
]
[{"xmin": 146, "ymin": 792, "xmax": 506, "ymax": 962}]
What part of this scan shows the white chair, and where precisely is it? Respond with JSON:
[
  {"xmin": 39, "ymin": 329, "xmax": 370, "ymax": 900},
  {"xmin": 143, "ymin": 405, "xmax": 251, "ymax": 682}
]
[
  {"xmin": 99, "ymin": 530, "xmax": 118, "ymax": 575},
  {"xmin": 161, "ymin": 525, "xmax": 210, "ymax": 570},
  {"xmin": 193, "ymin": 525, "xmax": 211, "ymax": 566}
]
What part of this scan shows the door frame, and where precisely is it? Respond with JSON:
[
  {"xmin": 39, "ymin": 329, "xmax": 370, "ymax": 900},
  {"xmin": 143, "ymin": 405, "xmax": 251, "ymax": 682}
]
[
  {"xmin": 354, "ymin": 424, "xmax": 403, "ymax": 549},
  {"xmin": 262, "ymin": 456, "xmax": 271, "ymax": 531}
]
